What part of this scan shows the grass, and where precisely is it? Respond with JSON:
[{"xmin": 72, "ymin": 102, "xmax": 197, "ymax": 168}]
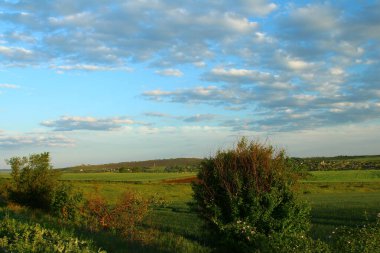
[
  {"xmin": 60, "ymin": 172, "xmax": 196, "ymax": 182},
  {"xmin": 1, "ymin": 170, "xmax": 380, "ymax": 252},
  {"xmin": 303, "ymin": 192, "xmax": 380, "ymax": 239},
  {"xmin": 73, "ymin": 176, "xmax": 380, "ymax": 246},
  {"xmin": 304, "ymin": 170, "xmax": 380, "ymax": 182},
  {"xmin": 1, "ymin": 169, "xmax": 380, "ymax": 183}
]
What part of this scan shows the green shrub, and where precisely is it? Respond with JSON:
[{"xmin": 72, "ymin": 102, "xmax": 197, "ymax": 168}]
[
  {"xmin": 0, "ymin": 181, "xmax": 11, "ymax": 207},
  {"xmin": 0, "ymin": 217, "xmax": 105, "ymax": 253},
  {"xmin": 6, "ymin": 152, "xmax": 60, "ymax": 210},
  {"xmin": 328, "ymin": 220, "xmax": 380, "ymax": 253},
  {"xmin": 192, "ymin": 138, "xmax": 314, "ymax": 252},
  {"xmin": 50, "ymin": 182, "xmax": 83, "ymax": 222}
]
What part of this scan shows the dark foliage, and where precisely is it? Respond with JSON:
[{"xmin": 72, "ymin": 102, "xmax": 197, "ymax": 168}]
[
  {"xmin": 6, "ymin": 152, "xmax": 60, "ymax": 210},
  {"xmin": 192, "ymin": 138, "xmax": 317, "ymax": 252}
]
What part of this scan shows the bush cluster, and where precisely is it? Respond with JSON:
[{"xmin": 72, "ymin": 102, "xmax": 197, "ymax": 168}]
[
  {"xmin": 6, "ymin": 153, "xmax": 60, "ymax": 210},
  {"xmin": 192, "ymin": 138, "xmax": 322, "ymax": 252},
  {"xmin": 4, "ymin": 153, "xmax": 151, "ymax": 234},
  {"xmin": 328, "ymin": 220, "xmax": 380, "ymax": 253},
  {"xmin": 5, "ymin": 152, "xmax": 82, "ymax": 221},
  {"xmin": 0, "ymin": 217, "xmax": 105, "ymax": 253}
]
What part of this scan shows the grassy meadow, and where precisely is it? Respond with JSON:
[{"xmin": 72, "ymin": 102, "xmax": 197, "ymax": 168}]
[{"xmin": 1, "ymin": 168, "xmax": 380, "ymax": 252}]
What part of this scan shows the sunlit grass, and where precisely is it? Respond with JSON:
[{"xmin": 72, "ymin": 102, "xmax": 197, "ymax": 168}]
[
  {"xmin": 303, "ymin": 170, "xmax": 380, "ymax": 182},
  {"xmin": 1, "ymin": 170, "xmax": 380, "ymax": 251}
]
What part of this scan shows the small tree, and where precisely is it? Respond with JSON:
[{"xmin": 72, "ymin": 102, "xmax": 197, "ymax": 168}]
[
  {"xmin": 192, "ymin": 138, "xmax": 314, "ymax": 252},
  {"xmin": 6, "ymin": 152, "xmax": 60, "ymax": 210}
]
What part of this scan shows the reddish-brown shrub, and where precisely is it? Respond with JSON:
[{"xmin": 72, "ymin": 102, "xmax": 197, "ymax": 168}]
[{"xmin": 82, "ymin": 190, "xmax": 149, "ymax": 238}]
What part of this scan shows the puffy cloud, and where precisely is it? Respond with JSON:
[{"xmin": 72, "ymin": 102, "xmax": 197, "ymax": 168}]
[
  {"xmin": 184, "ymin": 114, "xmax": 216, "ymax": 123},
  {"xmin": 203, "ymin": 67, "xmax": 275, "ymax": 84},
  {"xmin": 0, "ymin": 132, "xmax": 75, "ymax": 148},
  {"xmin": 143, "ymin": 70, "xmax": 380, "ymax": 131},
  {"xmin": 144, "ymin": 112, "xmax": 216, "ymax": 123},
  {"xmin": 0, "ymin": 45, "xmax": 36, "ymax": 64},
  {"xmin": 1, "ymin": 0, "xmax": 380, "ymax": 134},
  {"xmin": 51, "ymin": 64, "xmax": 132, "ymax": 72},
  {"xmin": 0, "ymin": 0, "xmax": 273, "ymax": 68},
  {"xmin": 143, "ymin": 86, "xmax": 245, "ymax": 105},
  {"xmin": 155, "ymin": 68, "xmax": 183, "ymax": 77},
  {"xmin": 144, "ymin": 112, "xmax": 171, "ymax": 118},
  {"xmin": 41, "ymin": 116, "xmax": 145, "ymax": 131},
  {"xmin": 278, "ymin": 4, "xmax": 339, "ymax": 40}
]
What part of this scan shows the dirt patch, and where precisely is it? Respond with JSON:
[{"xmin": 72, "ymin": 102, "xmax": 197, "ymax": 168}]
[{"xmin": 163, "ymin": 176, "xmax": 199, "ymax": 184}]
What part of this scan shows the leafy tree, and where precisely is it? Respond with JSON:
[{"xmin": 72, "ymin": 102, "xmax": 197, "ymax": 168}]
[
  {"xmin": 6, "ymin": 152, "xmax": 60, "ymax": 210},
  {"xmin": 192, "ymin": 138, "xmax": 319, "ymax": 252}
]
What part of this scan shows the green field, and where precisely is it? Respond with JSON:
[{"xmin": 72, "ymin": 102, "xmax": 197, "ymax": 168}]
[
  {"xmin": 1, "ymin": 169, "xmax": 380, "ymax": 252},
  {"xmin": 304, "ymin": 170, "xmax": 380, "ymax": 182},
  {"xmin": 2, "ymin": 169, "xmax": 380, "ymax": 183},
  {"xmin": 0, "ymin": 171, "xmax": 196, "ymax": 182},
  {"xmin": 60, "ymin": 172, "xmax": 196, "ymax": 182}
]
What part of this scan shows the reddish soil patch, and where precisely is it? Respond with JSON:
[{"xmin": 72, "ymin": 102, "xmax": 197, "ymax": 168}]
[{"xmin": 164, "ymin": 176, "xmax": 199, "ymax": 184}]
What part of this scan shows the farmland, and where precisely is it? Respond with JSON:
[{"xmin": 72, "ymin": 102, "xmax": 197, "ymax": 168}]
[{"xmin": 1, "ymin": 159, "xmax": 380, "ymax": 252}]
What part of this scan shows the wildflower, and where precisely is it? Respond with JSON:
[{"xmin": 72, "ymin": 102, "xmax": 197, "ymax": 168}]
[{"xmin": 377, "ymin": 213, "xmax": 380, "ymax": 218}]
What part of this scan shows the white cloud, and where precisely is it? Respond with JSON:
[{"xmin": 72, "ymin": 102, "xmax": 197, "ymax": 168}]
[
  {"xmin": 184, "ymin": 114, "xmax": 216, "ymax": 123},
  {"xmin": 0, "ymin": 0, "xmax": 379, "ymax": 137},
  {"xmin": 155, "ymin": 68, "xmax": 183, "ymax": 77},
  {"xmin": 0, "ymin": 45, "xmax": 35, "ymax": 63},
  {"xmin": 243, "ymin": 1, "xmax": 277, "ymax": 16},
  {"xmin": 0, "ymin": 132, "xmax": 75, "ymax": 148},
  {"xmin": 0, "ymin": 0, "xmax": 268, "ymax": 68},
  {"xmin": 330, "ymin": 67, "xmax": 344, "ymax": 75},
  {"xmin": 41, "ymin": 116, "xmax": 145, "ymax": 131},
  {"xmin": 51, "ymin": 64, "xmax": 132, "ymax": 72},
  {"xmin": 193, "ymin": 61, "xmax": 206, "ymax": 67},
  {"xmin": 48, "ymin": 12, "xmax": 94, "ymax": 26},
  {"xmin": 0, "ymin": 45, "xmax": 32, "ymax": 56},
  {"xmin": 0, "ymin": 84, "xmax": 20, "ymax": 89},
  {"xmin": 203, "ymin": 67, "xmax": 274, "ymax": 84},
  {"xmin": 286, "ymin": 59, "xmax": 312, "ymax": 70}
]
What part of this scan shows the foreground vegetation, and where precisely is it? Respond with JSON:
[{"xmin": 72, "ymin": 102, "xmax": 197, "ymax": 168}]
[
  {"xmin": 0, "ymin": 216, "xmax": 105, "ymax": 253},
  {"xmin": 0, "ymin": 151, "xmax": 380, "ymax": 252}
]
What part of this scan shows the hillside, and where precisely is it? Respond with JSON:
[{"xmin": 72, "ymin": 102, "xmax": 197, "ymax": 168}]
[
  {"xmin": 58, "ymin": 155, "xmax": 380, "ymax": 173},
  {"xmin": 59, "ymin": 157, "xmax": 202, "ymax": 172},
  {"xmin": 292, "ymin": 155, "xmax": 380, "ymax": 171}
]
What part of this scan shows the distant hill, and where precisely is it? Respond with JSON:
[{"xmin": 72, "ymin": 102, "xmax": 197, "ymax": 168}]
[
  {"xmin": 59, "ymin": 155, "xmax": 380, "ymax": 173},
  {"xmin": 292, "ymin": 155, "xmax": 380, "ymax": 171},
  {"xmin": 59, "ymin": 158, "xmax": 203, "ymax": 172}
]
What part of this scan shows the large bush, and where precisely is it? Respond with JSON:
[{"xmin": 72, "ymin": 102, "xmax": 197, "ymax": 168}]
[
  {"xmin": 6, "ymin": 152, "xmax": 60, "ymax": 210},
  {"xmin": 192, "ymin": 138, "xmax": 316, "ymax": 252}
]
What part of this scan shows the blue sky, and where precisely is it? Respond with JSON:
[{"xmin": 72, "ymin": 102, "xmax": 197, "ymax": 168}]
[{"xmin": 1, "ymin": 0, "xmax": 380, "ymax": 168}]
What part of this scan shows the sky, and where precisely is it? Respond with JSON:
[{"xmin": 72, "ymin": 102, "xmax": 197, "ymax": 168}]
[{"xmin": 1, "ymin": 0, "xmax": 380, "ymax": 168}]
